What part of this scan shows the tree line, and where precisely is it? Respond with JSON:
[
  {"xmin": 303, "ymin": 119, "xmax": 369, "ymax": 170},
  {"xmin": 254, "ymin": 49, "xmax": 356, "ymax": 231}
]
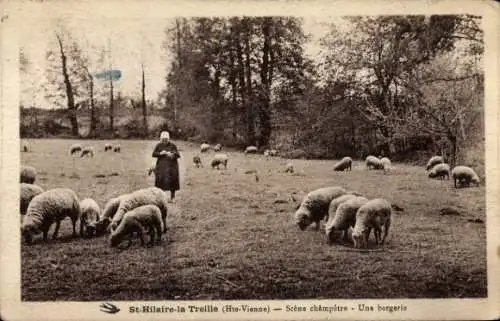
[{"xmin": 20, "ymin": 14, "xmax": 483, "ymax": 166}]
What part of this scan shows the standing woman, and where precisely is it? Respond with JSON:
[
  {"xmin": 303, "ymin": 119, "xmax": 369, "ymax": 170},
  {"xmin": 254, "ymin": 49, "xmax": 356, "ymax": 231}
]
[{"xmin": 152, "ymin": 131, "xmax": 181, "ymax": 202}]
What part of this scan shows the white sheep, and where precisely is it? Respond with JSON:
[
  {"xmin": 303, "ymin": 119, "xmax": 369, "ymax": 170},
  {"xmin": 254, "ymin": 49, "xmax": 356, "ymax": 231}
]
[
  {"xmin": 380, "ymin": 157, "xmax": 392, "ymax": 173},
  {"xmin": 81, "ymin": 146, "xmax": 95, "ymax": 158},
  {"xmin": 428, "ymin": 163, "xmax": 450, "ymax": 180},
  {"xmin": 323, "ymin": 193, "xmax": 358, "ymax": 223},
  {"xmin": 20, "ymin": 165, "xmax": 36, "ymax": 184},
  {"xmin": 200, "ymin": 143, "xmax": 211, "ymax": 153},
  {"xmin": 69, "ymin": 143, "xmax": 82, "ymax": 156},
  {"xmin": 264, "ymin": 149, "xmax": 278, "ymax": 157},
  {"xmin": 426, "ymin": 155, "xmax": 444, "ymax": 171},
  {"xmin": 213, "ymin": 143, "xmax": 222, "ymax": 152},
  {"xmin": 365, "ymin": 155, "xmax": 383, "ymax": 170},
  {"xmin": 244, "ymin": 146, "xmax": 258, "ymax": 155},
  {"xmin": 352, "ymin": 198, "xmax": 392, "ymax": 248},
  {"xmin": 104, "ymin": 143, "xmax": 113, "ymax": 152},
  {"xmin": 325, "ymin": 196, "xmax": 369, "ymax": 244},
  {"xmin": 108, "ymin": 187, "xmax": 168, "ymax": 233},
  {"xmin": 20, "ymin": 183, "xmax": 44, "ymax": 215},
  {"xmin": 333, "ymin": 157, "xmax": 352, "ymax": 172},
  {"xmin": 294, "ymin": 186, "xmax": 347, "ymax": 231},
  {"xmin": 193, "ymin": 155, "xmax": 202, "ymax": 168},
  {"xmin": 211, "ymin": 153, "xmax": 228, "ymax": 170},
  {"xmin": 451, "ymin": 166, "xmax": 480, "ymax": 188},
  {"xmin": 109, "ymin": 204, "xmax": 163, "ymax": 248},
  {"xmin": 113, "ymin": 145, "xmax": 121, "ymax": 153},
  {"xmin": 91, "ymin": 195, "xmax": 127, "ymax": 236},
  {"xmin": 284, "ymin": 162, "xmax": 294, "ymax": 174},
  {"xmin": 79, "ymin": 198, "xmax": 101, "ymax": 237},
  {"xmin": 21, "ymin": 188, "xmax": 81, "ymax": 244}
]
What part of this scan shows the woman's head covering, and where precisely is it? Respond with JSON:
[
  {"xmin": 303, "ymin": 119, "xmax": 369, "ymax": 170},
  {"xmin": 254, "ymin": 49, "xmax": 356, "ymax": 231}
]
[{"xmin": 160, "ymin": 131, "xmax": 170, "ymax": 140}]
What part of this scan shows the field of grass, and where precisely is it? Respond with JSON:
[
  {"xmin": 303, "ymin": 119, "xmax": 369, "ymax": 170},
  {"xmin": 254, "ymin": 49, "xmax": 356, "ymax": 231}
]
[{"xmin": 20, "ymin": 139, "xmax": 487, "ymax": 301}]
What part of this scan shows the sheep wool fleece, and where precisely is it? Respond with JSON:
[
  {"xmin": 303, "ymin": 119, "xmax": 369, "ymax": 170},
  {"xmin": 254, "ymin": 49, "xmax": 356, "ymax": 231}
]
[{"xmin": 152, "ymin": 141, "xmax": 180, "ymax": 191}]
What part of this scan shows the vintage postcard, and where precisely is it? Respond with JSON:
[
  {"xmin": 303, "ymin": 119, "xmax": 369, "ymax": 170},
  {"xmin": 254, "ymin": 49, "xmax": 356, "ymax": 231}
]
[{"xmin": 1, "ymin": 0, "xmax": 499, "ymax": 320}]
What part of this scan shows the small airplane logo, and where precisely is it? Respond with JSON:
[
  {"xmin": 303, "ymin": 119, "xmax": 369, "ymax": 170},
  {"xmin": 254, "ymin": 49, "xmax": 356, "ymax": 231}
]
[{"xmin": 100, "ymin": 302, "xmax": 120, "ymax": 314}]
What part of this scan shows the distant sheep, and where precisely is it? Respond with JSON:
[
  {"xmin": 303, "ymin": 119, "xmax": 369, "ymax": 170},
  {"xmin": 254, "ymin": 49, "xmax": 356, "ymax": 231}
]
[
  {"xmin": 193, "ymin": 155, "xmax": 202, "ymax": 168},
  {"xmin": 211, "ymin": 153, "xmax": 228, "ymax": 170},
  {"xmin": 352, "ymin": 198, "xmax": 392, "ymax": 248},
  {"xmin": 69, "ymin": 144, "xmax": 82, "ymax": 156},
  {"xmin": 451, "ymin": 166, "xmax": 480, "ymax": 188},
  {"xmin": 113, "ymin": 145, "xmax": 121, "ymax": 153},
  {"xmin": 244, "ymin": 146, "xmax": 258, "ymax": 155},
  {"xmin": 333, "ymin": 157, "xmax": 352, "ymax": 172},
  {"xmin": 326, "ymin": 196, "xmax": 369, "ymax": 244},
  {"xmin": 380, "ymin": 157, "xmax": 392, "ymax": 173},
  {"xmin": 20, "ymin": 165, "xmax": 36, "ymax": 184},
  {"xmin": 428, "ymin": 163, "xmax": 450, "ymax": 180},
  {"xmin": 21, "ymin": 188, "xmax": 80, "ymax": 244},
  {"xmin": 284, "ymin": 162, "xmax": 294, "ymax": 174},
  {"xmin": 108, "ymin": 187, "xmax": 168, "ymax": 233},
  {"xmin": 79, "ymin": 198, "xmax": 101, "ymax": 237},
  {"xmin": 104, "ymin": 143, "xmax": 113, "ymax": 152},
  {"xmin": 109, "ymin": 204, "xmax": 163, "ymax": 248},
  {"xmin": 201, "ymin": 143, "xmax": 211, "ymax": 153},
  {"xmin": 264, "ymin": 149, "xmax": 278, "ymax": 157},
  {"xmin": 213, "ymin": 144, "xmax": 222, "ymax": 152},
  {"xmin": 426, "ymin": 155, "xmax": 444, "ymax": 171},
  {"xmin": 294, "ymin": 186, "xmax": 347, "ymax": 231},
  {"xmin": 81, "ymin": 146, "xmax": 95, "ymax": 158},
  {"xmin": 20, "ymin": 183, "xmax": 44, "ymax": 215},
  {"xmin": 365, "ymin": 155, "xmax": 383, "ymax": 170}
]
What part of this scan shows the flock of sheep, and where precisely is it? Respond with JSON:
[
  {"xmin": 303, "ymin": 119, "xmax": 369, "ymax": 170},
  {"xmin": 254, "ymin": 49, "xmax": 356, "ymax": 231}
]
[{"xmin": 19, "ymin": 139, "xmax": 481, "ymax": 249}]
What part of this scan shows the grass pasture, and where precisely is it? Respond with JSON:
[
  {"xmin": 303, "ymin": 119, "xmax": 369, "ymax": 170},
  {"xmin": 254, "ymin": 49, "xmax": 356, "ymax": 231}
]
[{"xmin": 20, "ymin": 139, "xmax": 487, "ymax": 301}]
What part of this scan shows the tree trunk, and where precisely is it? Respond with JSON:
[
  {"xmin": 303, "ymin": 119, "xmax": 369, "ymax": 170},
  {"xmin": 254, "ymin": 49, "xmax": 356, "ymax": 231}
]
[
  {"xmin": 56, "ymin": 33, "xmax": 79, "ymax": 137},
  {"xmin": 109, "ymin": 76, "xmax": 114, "ymax": 134},
  {"xmin": 89, "ymin": 75, "xmax": 96, "ymax": 137},
  {"xmin": 141, "ymin": 63, "xmax": 148, "ymax": 137},
  {"xmin": 235, "ymin": 24, "xmax": 248, "ymax": 141},
  {"xmin": 258, "ymin": 18, "xmax": 272, "ymax": 148},
  {"xmin": 243, "ymin": 22, "xmax": 255, "ymax": 146}
]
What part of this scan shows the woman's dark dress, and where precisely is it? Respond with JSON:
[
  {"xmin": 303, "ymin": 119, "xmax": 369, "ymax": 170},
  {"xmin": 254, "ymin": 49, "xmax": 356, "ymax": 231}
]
[{"xmin": 152, "ymin": 141, "xmax": 181, "ymax": 191}]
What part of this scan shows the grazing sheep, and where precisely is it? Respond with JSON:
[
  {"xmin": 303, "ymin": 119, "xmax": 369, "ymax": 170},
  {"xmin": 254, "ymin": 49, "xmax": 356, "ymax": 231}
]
[
  {"xmin": 104, "ymin": 143, "xmax": 113, "ymax": 152},
  {"xmin": 193, "ymin": 155, "xmax": 202, "ymax": 168},
  {"xmin": 323, "ymin": 193, "xmax": 358, "ymax": 223},
  {"xmin": 20, "ymin": 183, "xmax": 44, "ymax": 215},
  {"xmin": 113, "ymin": 145, "xmax": 121, "ymax": 153},
  {"xmin": 213, "ymin": 143, "xmax": 222, "ymax": 152},
  {"xmin": 352, "ymin": 198, "xmax": 392, "ymax": 248},
  {"xmin": 22, "ymin": 141, "xmax": 29, "ymax": 152},
  {"xmin": 92, "ymin": 195, "xmax": 127, "ymax": 236},
  {"xmin": 109, "ymin": 205, "xmax": 163, "ymax": 248},
  {"xmin": 69, "ymin": 144, "xmax": 82, "ymax": 156},
  {"xmin": 426, "ymin": 155, "xmax": 444, "ymax": 171},
  {"xmin": 264, "ymin": 149, "xmax": 278, "ymax": 157},
  {"xmin": 244, "ymin": 146, "xmax": 258, "ymax": 155},
  {"xmin": 365, "ymin": 155, "xmax": 383, "ymax": 170},
  {"xmin": 21, "ymin": 188, "xmax": 81, "ymax": 244},
  {"xmin": 211, "ymin": 153, "xmax": 228, "ymax": 170},
  {"xmin": 380, "ymin": 157, "xmax": 392, "ymax": 173},
  {"xmin": 428, "ymin": 163, "xmax": 450, "ymax": 180},
  {"xmin": 284, "ymin": 162, "xmax": 294, "ymax": 174},
  {"xmin": 20, "ymin": 165, "xmax": 36, "ymax": 184},
  {"xmin": 294, "ymin": 186, "xmax": 347, "ymax": 231},
  {"xmin": 326, "ymin": 196, "xmax": 369, "ymax": 244},
  {"xmin": 333, "ymin": 157, "xmax": 353, "ymax": 172},
  {"xmin": 79, "ymin": 198, "xmax": 101, "ymax": 237},
  {"xmin": 108, "ymin": 187, "xmax": 168, "ymax": 233},
  {"xmin": 80, "ymin": 146, "xmax": 95, "ymax": 158},
  {"xmin": 451, "ymin": 166, "xmax": 480, "ymax": 188},
  {"xmin": 200, "ymin": 143, "xmax": 211, "ymax": 153}
]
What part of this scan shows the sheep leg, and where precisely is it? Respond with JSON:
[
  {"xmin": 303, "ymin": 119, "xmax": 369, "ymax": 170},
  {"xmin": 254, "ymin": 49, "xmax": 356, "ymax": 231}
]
[
  {"xmin": 342, "ymin": 228, "xmax": 350, "ymax": 242},
  {"xmin": 71, "ymin": 217, "xmax": 78, "ymax": 237},
  {"xmin": 313, "ymin": 221, "xmax": 320, "ymax": 230},
  {"xmin": 381, "ymin": 218, "xmax": 391, "ymax": 245},
  {"xmin": 80, "ymin": 217, "xmax": 85, "ymax": 237},
  {"xmin": 155, "ymin": 221, "xmax": 162, "ymax": 244},
  {"xmin": 146, "ymin": 224, "xmax": 155, "ymax": 246},
  {"xmin": 135, "ymin": 223, "xmax": 147, "ymax": 247},
  {"xmin": 52, "ymin": 220, "xmax": 61, "ymax": 240},
  {"xmin": 42, "ymin": 229, "xmax": 49, "ymax": 242}
]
